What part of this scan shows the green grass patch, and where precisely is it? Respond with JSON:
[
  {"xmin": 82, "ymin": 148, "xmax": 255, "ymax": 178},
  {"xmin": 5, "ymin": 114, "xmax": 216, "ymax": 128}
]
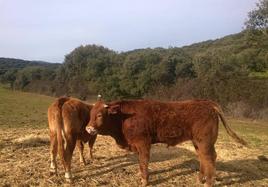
[
  {"xmin": 218, "ymin": 118, "xmax": 268, "ymax": 154},
  {"xmin": 0, "ymin": 85, "xmax": 268, "ymax": 154},
  {"xmin": 249, "ymin": 70, "xmax": 268, "ymax": 78},
  {"xmin": 0, "ymin": 85, "xmax": 54, "ymax": 129}
]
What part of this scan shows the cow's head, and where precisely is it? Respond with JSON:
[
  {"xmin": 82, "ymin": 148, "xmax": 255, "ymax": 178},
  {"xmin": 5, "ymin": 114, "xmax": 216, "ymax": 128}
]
[{"xmin": 86, "ymin": 100, "xmax": 120, "ymax": 135}]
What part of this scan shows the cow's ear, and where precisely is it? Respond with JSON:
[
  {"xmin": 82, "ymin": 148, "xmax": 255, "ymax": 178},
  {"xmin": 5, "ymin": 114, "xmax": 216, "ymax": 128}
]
[{"xmin": 107, "ymin": 104, "xmax": 120, "ymax": 114}]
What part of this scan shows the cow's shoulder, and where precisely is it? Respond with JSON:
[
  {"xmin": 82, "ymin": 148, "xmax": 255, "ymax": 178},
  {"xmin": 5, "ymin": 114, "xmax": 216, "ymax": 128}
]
[
  {"xmin": 63, "ymin": 98, "xmax": 91, "ymax": 111},
  {"xmin": 48, "ymin": 97, "xmax": 70, "ymax": 113}
]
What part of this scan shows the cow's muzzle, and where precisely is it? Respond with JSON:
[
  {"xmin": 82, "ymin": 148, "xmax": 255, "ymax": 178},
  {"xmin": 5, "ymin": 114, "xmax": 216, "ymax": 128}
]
[{"xmin": 86, "ymin": 126, "xmax": 98, "ymax": 135}]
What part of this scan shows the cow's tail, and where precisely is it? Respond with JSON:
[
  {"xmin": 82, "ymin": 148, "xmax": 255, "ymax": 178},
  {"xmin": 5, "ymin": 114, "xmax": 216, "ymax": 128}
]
[
  {"xmin": 55, "ymin": 97, "xmax": 69, "ymax": 164},
  {"xmin": 214, "ymin": 105, "xmax": 248, "ymax": 146}
]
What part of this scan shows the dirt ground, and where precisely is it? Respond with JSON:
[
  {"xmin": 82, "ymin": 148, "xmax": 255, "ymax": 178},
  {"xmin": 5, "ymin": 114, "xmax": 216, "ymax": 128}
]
[
  {"xmin": 0, "ymin": 87, "xmax": 267, "ymax": 186},
  {"xmin": 0, "ymin": 128, "xmax": 267, "ymax": 187}
]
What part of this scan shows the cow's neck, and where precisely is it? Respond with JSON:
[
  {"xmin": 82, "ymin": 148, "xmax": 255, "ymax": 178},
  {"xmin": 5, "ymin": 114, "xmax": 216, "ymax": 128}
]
[
  {"xmin": 100, "ymin": 115, "xmax": 128, "ymax": 148},
  {"xmin": 101, "ymin": 101, "xmax": 134, "ymax": 149},
  {"xmin": 111, "ymin": 116, "xmax": 129, "ymax": 148}
]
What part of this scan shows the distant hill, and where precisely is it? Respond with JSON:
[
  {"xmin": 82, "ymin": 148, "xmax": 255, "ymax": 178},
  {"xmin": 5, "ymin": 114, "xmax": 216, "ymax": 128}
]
[
  {"xmin": 182, "ymin": 30, "xmax": 267, "ymax": 53},
  {"xmin": 0, "ymin": 57, "xmax": 61, "ymax": 75},
  {"xmin": 0, "ymin": 58, "xmax": 61, "ymax": 95},
  {"xmin": 183, "ymin": 30, "xmax": 268, "ymax": 74}
]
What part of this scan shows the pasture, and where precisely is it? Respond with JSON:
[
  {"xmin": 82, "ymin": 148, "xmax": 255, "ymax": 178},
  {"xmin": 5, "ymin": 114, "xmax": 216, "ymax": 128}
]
[{"xmin": 0, "ymin": 86, "xmax": 267, "ymax": 186}]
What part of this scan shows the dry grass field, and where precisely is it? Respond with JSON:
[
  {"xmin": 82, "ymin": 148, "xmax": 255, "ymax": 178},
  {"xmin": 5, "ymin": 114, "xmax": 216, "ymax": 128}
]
[{"xmin": 0, "ymin": 86, "xmax": 268, "ymax": 186}]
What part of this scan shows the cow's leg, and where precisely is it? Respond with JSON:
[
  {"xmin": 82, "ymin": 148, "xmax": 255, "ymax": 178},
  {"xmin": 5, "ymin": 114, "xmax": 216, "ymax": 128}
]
[
  {"xmin": 136, "ymin": 142, "xmax": 150, "ymax": 186},
  {"xmin": 199, "ymin": 160, "xmax": 206, "ymax": 184},
  {"xmin": 88, "ymin": 134, "xmax": 97, "ymax": 159},
  {"xmin": 192, "ymin": 141, "xmax": 206, "ymax": 184},
  {"xmin": 199, "ymin": 145, "xmax": 217, "ymax": 187},
  {"xmin": 76, "ymin": 140, "xmax": 86, "ymax": 165},
  {"xmin": 49, "ymin": 132, "xmax": 58, "ymax": 175},
  {"xmin": 63, "ymin": 134, "xmax": 76, "ymax": 183}
]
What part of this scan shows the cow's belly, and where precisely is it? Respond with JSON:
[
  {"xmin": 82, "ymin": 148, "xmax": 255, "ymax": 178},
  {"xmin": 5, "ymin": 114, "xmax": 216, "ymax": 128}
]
[{"xmin": 156, "ymin": 124, "xmax": 189, "ymax": 146}]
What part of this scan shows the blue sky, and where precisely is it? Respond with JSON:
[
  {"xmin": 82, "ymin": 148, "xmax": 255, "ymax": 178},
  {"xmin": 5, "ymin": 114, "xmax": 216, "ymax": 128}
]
[{"xmin": 0, "ymin": 0, "xmax": 258, "ymax": 63}]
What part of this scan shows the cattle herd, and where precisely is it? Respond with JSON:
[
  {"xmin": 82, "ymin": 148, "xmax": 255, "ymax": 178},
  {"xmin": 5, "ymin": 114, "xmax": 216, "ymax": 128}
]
[{"xmin": 48, "ymin": 96, "xmax": 247, "ymax": 187}]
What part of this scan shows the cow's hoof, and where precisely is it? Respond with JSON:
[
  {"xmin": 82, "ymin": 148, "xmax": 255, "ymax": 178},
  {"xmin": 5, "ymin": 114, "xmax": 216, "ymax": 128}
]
[
  {"xmin": 204, "ymin": 183, "xmax": 212, "ymax": 187},
  {"xmin": 65, "ymin": 172, "xmax": 73, "ymax": 183},
  {"xmin": 49, "ymin": 171, "xmax": 56, "ymax": 176},
  {"xmin": 80, "ymin": 157, "xmax": 87, "ymax": 166},
  {"xmin": 204, "ymin": 179, "xmax": 214, "ymax": 187},
  {"xmin": 87, "ymin": 160, "xmax": 93, "ymax": 165},
  {"xmin": 197, "ymin": 174, "xmax": 206, "ymax": 184},
  {"xmin": 65, "ymin": 178, "xmax": 73, "ymax": 184},
  {"xmin": 80, "ymin": 160, "xmax": 87, "ymax": 166},
  {"xmin": 141, "ymin": 179, "xmax": 148, "ymax": 186},
  {"xmin": 49, "ymin": 168, "xmax": 57, "ymax": 176}
]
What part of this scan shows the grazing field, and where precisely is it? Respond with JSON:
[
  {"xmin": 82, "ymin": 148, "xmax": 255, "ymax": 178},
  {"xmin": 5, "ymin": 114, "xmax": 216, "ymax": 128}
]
[{"xmin": 0, "ymin": 86, "xmax": 267, "ymax": 186}]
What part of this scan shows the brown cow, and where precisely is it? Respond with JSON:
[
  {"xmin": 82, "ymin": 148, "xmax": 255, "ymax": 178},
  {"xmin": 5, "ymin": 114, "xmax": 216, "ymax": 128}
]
[
  {"xmin": 48, "ymin": 97, "xmax": 97, "ymax": 182},
  {"xmin": 86, "ymin": 99, "xmax": 247, "ymax": 187}
]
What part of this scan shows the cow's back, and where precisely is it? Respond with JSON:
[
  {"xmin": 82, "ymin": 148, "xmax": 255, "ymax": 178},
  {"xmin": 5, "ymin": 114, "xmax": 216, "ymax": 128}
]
[
  {"xmin": 118, "ymin": 99, "xmax": 219, "ymax": 145},
  {"xmin": 48, "ymin": 97, "xmax": 70, "ymax": 133},
  {"xmin": 61, "ymin": 99, "xmax": 92, "ymax": 133}
]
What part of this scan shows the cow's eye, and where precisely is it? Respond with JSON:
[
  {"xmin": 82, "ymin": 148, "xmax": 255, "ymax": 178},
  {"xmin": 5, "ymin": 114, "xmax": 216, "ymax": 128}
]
[{"xmin": 97, "ymin": 114, "xmax": 102, "ymax": 118}]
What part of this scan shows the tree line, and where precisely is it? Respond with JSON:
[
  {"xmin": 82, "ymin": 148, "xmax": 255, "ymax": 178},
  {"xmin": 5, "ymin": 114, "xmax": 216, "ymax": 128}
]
[{"xmin": 1, "ymin": 30, "xmax": 268, "ymax": 118}]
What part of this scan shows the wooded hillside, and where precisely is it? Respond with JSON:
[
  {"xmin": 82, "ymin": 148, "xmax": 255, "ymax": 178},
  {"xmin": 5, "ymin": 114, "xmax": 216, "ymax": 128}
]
[{"xmin": 1, "ymin": 30, "xmax": 267, "ymax": 119}]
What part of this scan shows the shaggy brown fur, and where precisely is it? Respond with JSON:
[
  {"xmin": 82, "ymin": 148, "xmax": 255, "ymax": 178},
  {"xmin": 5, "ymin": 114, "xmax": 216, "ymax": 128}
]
[
  {"xmin": 86, "ymin": 99, "xmax": 247, "ymax": 187},
  {"xmin": 48, "ymin": 97, "xmax": 97, "ymax": 182}
]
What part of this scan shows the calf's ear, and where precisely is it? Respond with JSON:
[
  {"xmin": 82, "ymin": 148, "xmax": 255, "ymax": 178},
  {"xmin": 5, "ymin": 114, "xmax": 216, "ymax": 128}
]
[{"xmin": 108, "ymin": 104, "xmax": 120, "ymax": 114}]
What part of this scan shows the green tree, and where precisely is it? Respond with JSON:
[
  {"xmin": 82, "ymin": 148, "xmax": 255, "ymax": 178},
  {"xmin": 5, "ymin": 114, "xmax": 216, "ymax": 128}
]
[{"xmin": 245, "ymin": 0, "xmax": 268, "ymax": 30}]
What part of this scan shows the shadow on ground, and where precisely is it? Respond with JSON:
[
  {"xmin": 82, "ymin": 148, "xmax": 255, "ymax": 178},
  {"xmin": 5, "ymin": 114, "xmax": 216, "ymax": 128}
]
[
  {"xmin": 74, "ymin": 145, "xmax": 268, "ymax": 186},
  {"xmin": 0, "ymin": 137, "xmax": 49, "ymax": 152}
]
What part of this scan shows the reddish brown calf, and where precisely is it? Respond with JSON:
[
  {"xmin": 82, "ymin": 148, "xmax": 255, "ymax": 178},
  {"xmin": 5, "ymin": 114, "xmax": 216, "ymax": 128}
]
[
  {"xmin": 48, "ymin": 97, "xmax": 97, "ymax": 182},
  {"xmin": 86, "ymin": 99, "xmax": 246, "ymax": 186}
]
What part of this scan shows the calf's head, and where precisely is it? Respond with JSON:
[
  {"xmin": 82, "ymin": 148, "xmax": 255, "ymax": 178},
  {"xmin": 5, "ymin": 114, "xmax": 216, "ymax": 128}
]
[{"xmin": 86, "ymin": 101, "xmax": 120, "ymax": 135}]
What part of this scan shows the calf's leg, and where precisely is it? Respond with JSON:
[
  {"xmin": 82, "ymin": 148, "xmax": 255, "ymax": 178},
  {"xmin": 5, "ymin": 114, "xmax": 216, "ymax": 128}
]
[
  {"xmin": 192, "ymin": 141, "xmax": 205, "ymax": 184},
  {"xmin": 76, "ymin": 140, "xmax": 86, "ymax": 165},
  {"xmin": 198, "ymin": 145, "xmax": 217, "ymax": 187},
  {"xmin": 136, "ymin": 141, "xmax": 151, "ymax": 186},
  {"xmin": 88, "ymin": 134, "xmax": 97, "ymax": 159},
  {"xmin": 193, "ymin": 119, "xmax": 218, "ymax": 186},
  {"xmin": 62, "ymin": 134, "xmax": 76, "ymax": 183},
  {"xmin": 49, "ymin": 132, "xmax": 58, "ymax": 175}
]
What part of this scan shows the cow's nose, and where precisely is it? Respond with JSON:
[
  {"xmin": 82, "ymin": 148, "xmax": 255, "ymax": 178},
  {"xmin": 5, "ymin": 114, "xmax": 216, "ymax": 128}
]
[{"xmin": 86, "ymin": 126, "xmax": 98, "ymax": 135}]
